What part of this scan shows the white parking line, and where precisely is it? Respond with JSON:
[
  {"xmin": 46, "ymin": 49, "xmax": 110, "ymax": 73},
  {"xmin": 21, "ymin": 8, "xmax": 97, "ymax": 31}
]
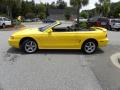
[{"xmin": 111, "ymin": 53, "xmax": 120, "ymax": 69}]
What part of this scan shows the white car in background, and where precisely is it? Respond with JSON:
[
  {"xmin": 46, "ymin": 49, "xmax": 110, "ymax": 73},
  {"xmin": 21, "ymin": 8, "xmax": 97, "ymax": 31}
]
[
  {"xmin": 0, "ymin": 17, "xmax": 12, "ymax": 28},
  {"xmin": 109, "ymin": 19, "xmax": 120, "ymax": 31}
]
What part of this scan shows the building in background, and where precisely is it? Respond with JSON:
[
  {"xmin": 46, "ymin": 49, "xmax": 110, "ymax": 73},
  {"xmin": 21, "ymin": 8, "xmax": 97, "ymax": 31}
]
[{"xmin": 48, "ymin": 8, "xmax": 77, "ymax": 20}]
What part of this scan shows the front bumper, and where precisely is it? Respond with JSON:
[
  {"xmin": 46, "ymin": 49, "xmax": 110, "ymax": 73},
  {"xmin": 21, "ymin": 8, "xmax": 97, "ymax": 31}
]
[{"xmin": 8, "ymin": 38, "xmax": 20, "ymax": 48}]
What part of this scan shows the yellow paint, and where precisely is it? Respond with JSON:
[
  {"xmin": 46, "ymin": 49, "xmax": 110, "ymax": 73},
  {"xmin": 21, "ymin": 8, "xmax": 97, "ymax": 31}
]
[{"xmin": 8, "ymin": 21, "xmax": 108, "ymax": 50}]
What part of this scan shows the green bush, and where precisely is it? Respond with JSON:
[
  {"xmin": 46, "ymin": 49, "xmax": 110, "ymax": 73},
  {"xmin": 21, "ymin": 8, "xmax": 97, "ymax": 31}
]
[
  {"xmin": 38, "ymin": 12, "xmax": 46, "ymax": 20},
  {"xmin": 65, "ymin": 14, "xmax": 70, "ymax": 20},
  {"xmin": 79, "ymin": 22, "xmax": 87, "ymax": 28}
]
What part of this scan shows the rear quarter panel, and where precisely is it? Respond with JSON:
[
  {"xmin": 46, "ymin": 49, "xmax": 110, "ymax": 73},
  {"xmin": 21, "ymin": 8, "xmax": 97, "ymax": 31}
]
[{"xmin": 74, "ymin": 30, "xmax": 107, "ymax": 49}]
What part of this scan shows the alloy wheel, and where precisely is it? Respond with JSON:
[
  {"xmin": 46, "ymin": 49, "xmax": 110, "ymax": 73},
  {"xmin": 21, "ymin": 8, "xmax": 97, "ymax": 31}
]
[
  {"xmin": 83, "ymin": 41, "xmax": 96, "ymax": 54},
  {"xmin": 24, "ymin": 40, "xmax": 37, "ymax": 53}
]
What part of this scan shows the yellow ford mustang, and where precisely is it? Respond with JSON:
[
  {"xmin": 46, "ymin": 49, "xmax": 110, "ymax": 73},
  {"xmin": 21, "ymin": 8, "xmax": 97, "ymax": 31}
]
[{"xmin": 8, "ymin": 21, "xmax": 108, "ymax": 54}]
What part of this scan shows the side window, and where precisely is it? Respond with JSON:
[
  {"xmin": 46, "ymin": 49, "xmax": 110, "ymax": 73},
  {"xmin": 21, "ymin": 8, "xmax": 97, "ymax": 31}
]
[
  {"xmin": 111, "ymin": 20, "xmax": 115, "ymax": 23},
  {"xmin": 52, "ymin": 24, "xmax": 74, "ymax": 32},
  {"xmin": 3, "ymin": 18, "xmax": 6, "ymax": 21},
  {"xmin": 118, "ymin": 20, "xmax": 120, "ymax": 23},
  {"xmin": 98, "ymin": 18, "xmax": 108, "ymax": 22},
  {"xmin": 52, "ymin": 27, "xmax": 67, "ymax": 32},
  {"xmin": 7, "ymin": 18, "xmax": 10, "ymax": 21},
  {"xmin": 0, "ymin": 18, "xmax": 2, "ymax": 21},
  {"xmin": 3, "ymin": 18, "xmax": 10, "ymax": 21}
]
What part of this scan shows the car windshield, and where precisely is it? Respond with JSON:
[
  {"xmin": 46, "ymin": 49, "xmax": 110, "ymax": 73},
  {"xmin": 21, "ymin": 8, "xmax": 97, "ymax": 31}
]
[{"xmin": 39, "ymin": 22, "xmax": 57, "ymax": 32}]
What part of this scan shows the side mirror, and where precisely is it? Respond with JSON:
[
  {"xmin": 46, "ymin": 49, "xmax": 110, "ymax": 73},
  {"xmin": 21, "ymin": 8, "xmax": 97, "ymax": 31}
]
[{"xmin": 47, "ymin": 29, "xmax": 52, "ymax": 33}]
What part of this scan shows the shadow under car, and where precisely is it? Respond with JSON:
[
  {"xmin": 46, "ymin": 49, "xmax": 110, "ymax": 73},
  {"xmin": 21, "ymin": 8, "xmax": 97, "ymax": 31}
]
[{"xmin": 7, "ymin": 47, "xmax": 104, "ymax": 55}]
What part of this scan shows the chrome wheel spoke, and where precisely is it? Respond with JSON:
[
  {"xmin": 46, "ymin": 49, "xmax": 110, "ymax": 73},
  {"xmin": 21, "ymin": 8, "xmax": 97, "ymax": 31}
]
[
  {"xmin": 28, "ymin": 48, "xmax": 32, "ymax": 51},
  {"xmin": 30, "ymin": 41, "xmax": 34, "ymax": 46},
  {"xmin": 26, "ymin": 44, "xmax": 30, "ymax": 47},
  {"xmin": 85, "ymin": 45, "xmax": 89, "ymax": 48},
  {"xmin": 32, "ymin": 45, "xmax": 36, "ymax": 48}
]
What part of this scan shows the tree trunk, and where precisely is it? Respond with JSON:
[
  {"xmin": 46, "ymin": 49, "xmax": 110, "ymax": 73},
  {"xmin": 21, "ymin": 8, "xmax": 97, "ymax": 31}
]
[
  {"xmin": 9, "ymin": 8, "xmax": 13, "ymax": 20},
  {"xmin": 7, "ymin": 6, "xmax": 13, "ymax": 20},
  {"xmin": 76, "ymin": 5, "xmax": 80, "ymax": 28},
  {"xmin": 7, "ymin": 6, "xmax": 10, "ymax": 17}
]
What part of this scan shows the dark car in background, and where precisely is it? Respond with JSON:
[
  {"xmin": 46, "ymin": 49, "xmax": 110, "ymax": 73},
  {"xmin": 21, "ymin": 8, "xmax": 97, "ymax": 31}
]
[
  {"xmin": 87, "ymin": 17, "xmax": 110, "ymax": 30},
  {"xmin": 31, "ymin": 18, "xmax": 40, "ymax": 22},
  {"xmin": 42, "ymin": 19, "xmax": 56, "ymax": 23}
]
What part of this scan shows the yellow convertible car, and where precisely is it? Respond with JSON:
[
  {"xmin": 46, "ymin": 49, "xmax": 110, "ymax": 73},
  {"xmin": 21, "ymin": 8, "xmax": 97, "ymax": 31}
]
[{"xmin": 8, "ymin": 21, "xmax": 108, "ymax": 54}]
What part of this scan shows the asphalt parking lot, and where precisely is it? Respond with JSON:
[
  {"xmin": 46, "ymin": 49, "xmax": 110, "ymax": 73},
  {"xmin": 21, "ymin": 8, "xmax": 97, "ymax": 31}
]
[{"xmin": 0, "ymin": 22, "xmax": 120, "ymax": 90}]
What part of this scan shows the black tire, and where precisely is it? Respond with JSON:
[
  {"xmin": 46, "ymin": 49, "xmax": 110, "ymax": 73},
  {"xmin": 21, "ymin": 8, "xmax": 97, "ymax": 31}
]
[
  {"xmin": 117, "ymin": 28, "xmax": 120, "ymax": 31},
  {"xmin": 107, "ymin": 25, "xmax": 111, "ymax": 31},
  {"xmin": 21, "ymin": 39, "xmax": 38, "ymax": 53},
  {"xmin": 2, "ymin": 24, "xmax": 6, "ymax": 28},
  {"xmin": 82, "ymin": 40, "xmax": 97, "ymax": 54}
]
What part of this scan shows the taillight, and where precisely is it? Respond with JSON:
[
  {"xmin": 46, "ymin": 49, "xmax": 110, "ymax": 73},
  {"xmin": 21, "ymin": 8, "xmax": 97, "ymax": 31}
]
[
  {"xmin": 106, "ymin": 34, "xmax": 107, "ymax": 37},
  {"xmin": 96, "ymin": 21, "xmax": 100, "ymax": 26}
]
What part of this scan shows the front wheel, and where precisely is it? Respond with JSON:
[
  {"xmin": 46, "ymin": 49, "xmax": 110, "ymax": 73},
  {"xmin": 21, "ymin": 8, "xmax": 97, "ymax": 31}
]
[
  {"xmin": 82, "ymin": 40, "xmax": 97, "ymax": 54},
  {"xmin": 21, "ymin": 39, "xmax": 38, "ymax": 53}
]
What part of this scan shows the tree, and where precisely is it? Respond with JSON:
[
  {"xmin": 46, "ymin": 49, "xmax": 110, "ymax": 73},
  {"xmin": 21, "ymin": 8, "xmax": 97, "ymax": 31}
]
[
  {"xmin": 80, "ymin": 11, "xmax": 88, "ymax": 18},
  {"xmin": 50, "ymin": 2, "xmax": 56, "ymax": 9},
  {"xmin": 0, "ymin": 0, "xmax": 23, "ymax": 19},
  {"xmin": 95, "ymin": 0, "xmax": 111, "ymax": 17},
  {"xmin": 102, "ymin": 0, "xmax": 111, "ymax": 17},
  {"xmin": 45, "ymin": 3, "xmax": 50, "ymax": 18},
  {"xmin": 21, "ymin": 0, "xmax": 38, "ymax": 19},
  {"xmin": 25, "ymin": 13, "xmax": 35, "ymax": 19},
  {"xmin": 38, "ymin": 12, "xmax": 46, "ymax": 19},
  {"xmin": 95, "ymin": 3, "xmax": 101, "ymax": 16},
  {"xmin": 70, "ymin": 0, "xmax": 89, "ymax": 26},
  {"xmin": 64, "ymin": 8, "xmax": 71, "ymax": 20},
  {"xmin": 109, "ymin": 1, "xmax": 120, "ymax": 18},
  {"xmin": 56, "ymin": 0, "xmax": 67, "ymax": 9},
  {"xmin": 99, "ymin": 0, "xmax": 104, "ymax": 5},
  {"xmin": 35, "ymin": 3, "xmax": 46, "ymax": 19}
]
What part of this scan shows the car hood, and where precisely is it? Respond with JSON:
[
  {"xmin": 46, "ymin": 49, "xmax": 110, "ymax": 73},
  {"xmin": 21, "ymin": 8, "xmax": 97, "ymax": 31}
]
[{"xmin": 12, "ymin": 28, "xmax": 41, "ymax": 36}]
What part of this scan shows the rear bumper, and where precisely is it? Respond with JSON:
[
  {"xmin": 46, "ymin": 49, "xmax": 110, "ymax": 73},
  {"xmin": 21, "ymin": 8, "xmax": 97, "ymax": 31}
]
[{"xmin": 98, "ymin": 38, "xmax": 108, "ymax": 47}]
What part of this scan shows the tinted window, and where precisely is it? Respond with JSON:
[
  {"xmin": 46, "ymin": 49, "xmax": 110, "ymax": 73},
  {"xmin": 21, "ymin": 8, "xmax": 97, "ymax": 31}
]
[
  {"xmin": 98, "ymin": 18, "xmax": 108, "ymax": 22},
  {"xmin": 3, "ymin": 18, "xmax": 10, "ymax": 21},
  {"xmin": 53, "ymin": 27, "xmax": 67, "ymax": 32},
  {"xmin": 0, "ymin": 18, "xmax": 2, "ymax": 21},
  {"xmin": 89, "ymin": 17, "xmax": 98, "ymax": 21},
  {"xmin": 112, "ymin": 20, "xmax": 120, "ymax": 23}
]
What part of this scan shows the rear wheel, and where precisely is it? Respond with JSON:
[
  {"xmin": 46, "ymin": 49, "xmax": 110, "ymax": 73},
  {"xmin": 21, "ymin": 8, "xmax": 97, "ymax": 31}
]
[
  {"xmin": 117, "ymin": 28, "xmax": 120, "ymax": 31},
  {"xmin": 21, "ymin": 39, "xmax": 38, "ymax": 53},
  {"xmin": 2, "ymin": 24, "xmax": 6, "ymax": 28},
  {"xmin": 82, "ymin": 40, "xmax": 97, "ymax": 54},
  {"xmin": 107, "ymin": 25, "xmax": 111, "ymax": 31}
]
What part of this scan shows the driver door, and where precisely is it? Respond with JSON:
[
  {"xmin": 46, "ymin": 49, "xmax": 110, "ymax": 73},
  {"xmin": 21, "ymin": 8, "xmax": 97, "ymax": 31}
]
[{"xmin": 41, "ymin": 28, "xmax": 79, "ymax": 49}]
